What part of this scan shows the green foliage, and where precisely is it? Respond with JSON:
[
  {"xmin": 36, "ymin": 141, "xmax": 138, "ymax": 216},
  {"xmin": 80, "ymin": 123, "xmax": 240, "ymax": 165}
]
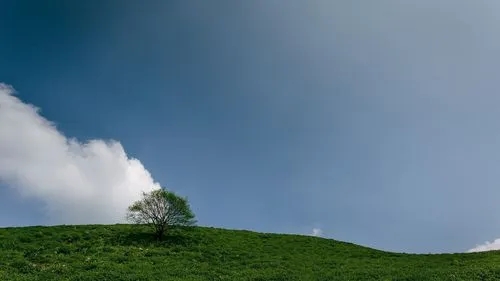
[
  {"xmin": 127, "ymin": 188, "xmax": 196, "ymax": 240},
  {"xmin": 1, "ymin": 224, "xmax": 500, "ymax": 280}
]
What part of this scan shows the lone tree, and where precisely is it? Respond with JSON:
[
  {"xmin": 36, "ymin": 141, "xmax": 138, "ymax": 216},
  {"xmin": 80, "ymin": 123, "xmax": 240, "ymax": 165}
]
[{"xmin": 127, "ymin": 188, "xmax": 196, "ymax": 241}]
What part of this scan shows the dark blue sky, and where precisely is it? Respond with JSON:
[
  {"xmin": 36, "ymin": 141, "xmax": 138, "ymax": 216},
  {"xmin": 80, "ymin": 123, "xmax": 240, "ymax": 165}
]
[{"xmin": 2, "ymin": 0, "xmax": 500, "ymax": 253}]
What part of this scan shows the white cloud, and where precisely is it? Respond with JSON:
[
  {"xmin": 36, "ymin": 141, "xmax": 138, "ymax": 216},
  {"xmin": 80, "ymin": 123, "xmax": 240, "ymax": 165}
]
[
  {"xmin": 0, "ymin": 83, "xmax": 160, "ymax": 225},
  {"xmin": 468, "ymin": 238, "xmax": 500, "ymax": 253},
  {"xmin": 311, "ymin": 228, "xmax": 323, "ymax": 237}
]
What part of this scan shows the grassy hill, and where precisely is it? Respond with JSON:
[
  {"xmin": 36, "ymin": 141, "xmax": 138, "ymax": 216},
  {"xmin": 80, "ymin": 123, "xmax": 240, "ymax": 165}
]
[{"xmin": 1, "ymin": 225, "xmax": 500, "ymax": 280}]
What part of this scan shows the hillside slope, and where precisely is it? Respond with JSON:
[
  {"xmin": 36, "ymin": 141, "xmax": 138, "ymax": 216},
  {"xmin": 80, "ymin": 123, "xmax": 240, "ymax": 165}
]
[{"xmin": 0, "ymin": 224, "xmax": 500, "ymax": 280}]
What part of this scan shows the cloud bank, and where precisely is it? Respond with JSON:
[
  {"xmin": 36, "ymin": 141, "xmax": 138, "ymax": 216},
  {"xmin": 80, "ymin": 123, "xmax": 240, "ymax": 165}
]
[
  {"xmin": 468, "ymin": 239, "xmax": 500, "ymax": 253},
  {"xmin": 0, "ymin": 84, "xmax": 159, "ymax": 224},
  {"xmin": 311, "ymin": 228, "xmax": 323, "ymax": 237}
]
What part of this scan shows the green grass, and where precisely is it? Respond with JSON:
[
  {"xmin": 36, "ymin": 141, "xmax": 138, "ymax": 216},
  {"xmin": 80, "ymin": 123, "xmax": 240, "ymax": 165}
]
[{"xmin": 1, "ymin": 224, "xmax": 500, "ymax": 280}]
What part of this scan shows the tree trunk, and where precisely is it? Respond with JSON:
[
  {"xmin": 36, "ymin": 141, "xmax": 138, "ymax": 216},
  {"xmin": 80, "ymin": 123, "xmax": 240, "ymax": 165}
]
[{"xmin": 155, "ymin": 225, "xmax": 165, "ymax": 241}]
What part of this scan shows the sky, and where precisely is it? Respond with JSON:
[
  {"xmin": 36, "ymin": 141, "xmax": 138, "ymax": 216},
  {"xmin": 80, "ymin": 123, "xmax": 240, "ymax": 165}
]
[{"xmin": 1, "ymin": 0, "xmax": 500, "ymax": 254}]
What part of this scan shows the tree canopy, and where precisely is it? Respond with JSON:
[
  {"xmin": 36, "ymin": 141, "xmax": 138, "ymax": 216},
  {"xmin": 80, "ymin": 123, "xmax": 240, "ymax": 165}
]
[{"xmin": 127, "ymin": 188, "xmax": 196, "ymax": 240}]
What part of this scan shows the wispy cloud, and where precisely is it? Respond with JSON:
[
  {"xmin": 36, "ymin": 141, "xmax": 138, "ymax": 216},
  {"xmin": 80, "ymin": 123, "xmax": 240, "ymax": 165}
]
[
  {"xmin": 468, "ymin": 238, "xmax": 500, "ymax": 253},
  {"xmin": 0, "ymin": 84, "xmax": 159, "ymax": 224},
  {"xmin": 311, "ymin": 228, "xmax": 323, "ymax": 237}
]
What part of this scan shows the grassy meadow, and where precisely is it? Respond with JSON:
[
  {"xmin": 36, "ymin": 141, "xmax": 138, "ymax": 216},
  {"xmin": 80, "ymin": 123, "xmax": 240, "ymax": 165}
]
[{"xmin": 1, "ymin": 224, "xmax": 500, "ymax": 280}]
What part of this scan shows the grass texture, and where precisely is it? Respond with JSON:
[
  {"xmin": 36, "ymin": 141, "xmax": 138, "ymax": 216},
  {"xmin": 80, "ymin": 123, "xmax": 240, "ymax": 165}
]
[{"xmin": 1, "ymin": 224, "xmax": 500, "ymax": 280}]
